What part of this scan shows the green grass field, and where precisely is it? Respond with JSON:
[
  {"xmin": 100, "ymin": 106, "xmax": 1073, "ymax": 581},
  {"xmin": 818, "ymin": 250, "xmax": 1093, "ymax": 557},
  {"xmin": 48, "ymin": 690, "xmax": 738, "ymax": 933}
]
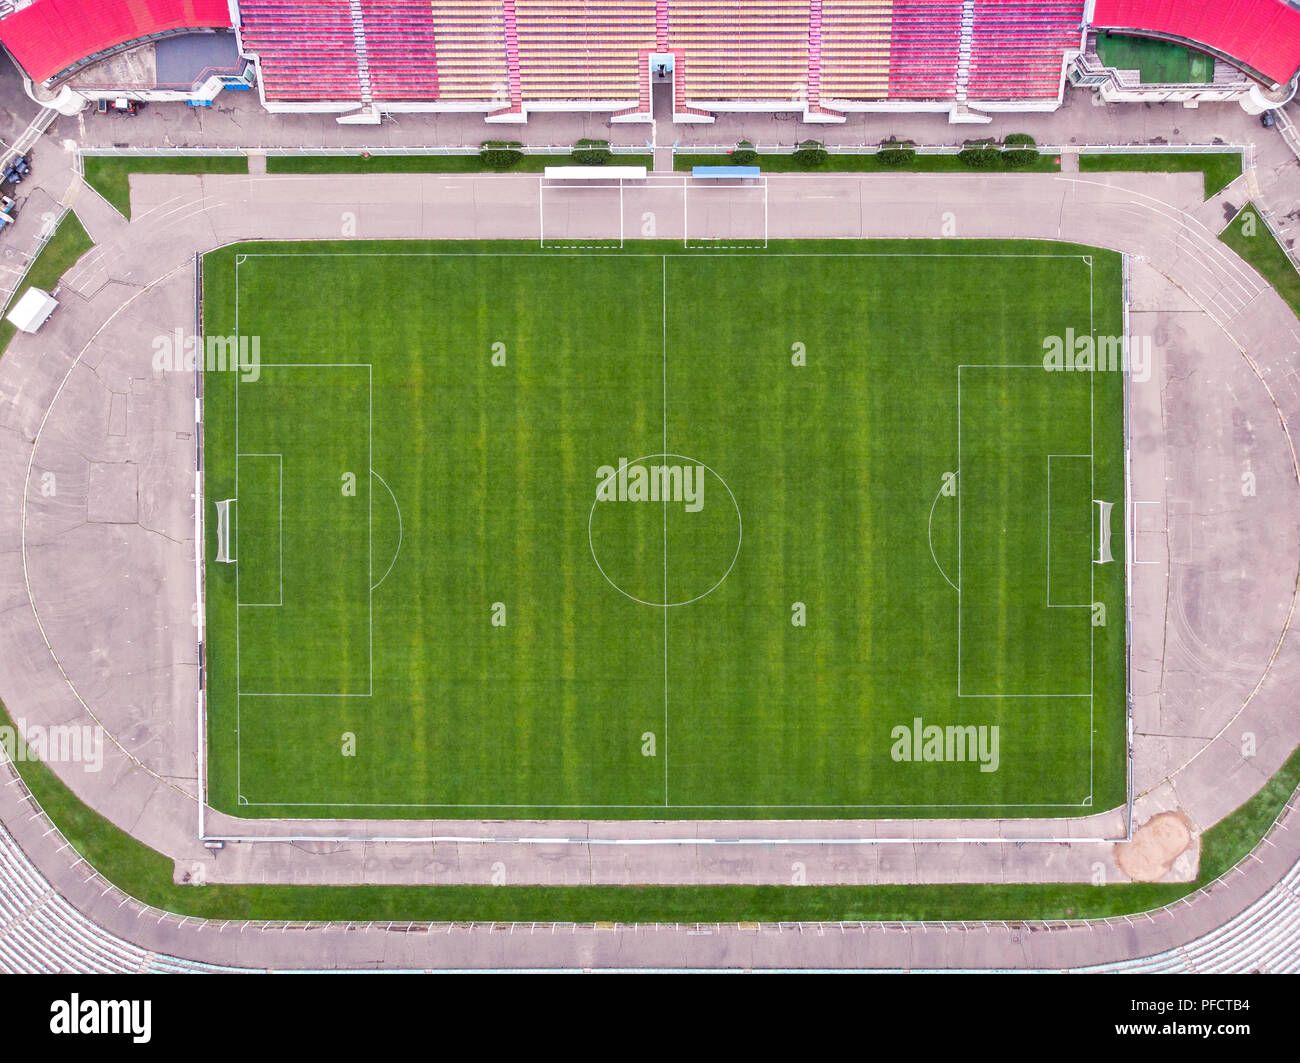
[
  {"xmin": 267, "ymin": 154, "xmax": 653, "ymax": 174},
  {"xmin": 202, "ymin": 239, "xmax": 1126, "ymax": 820},
  {"xmin": 1220, "ymin": 203, "xmax": 1300, "ymax": 320},
  {"xmin": 0, "ymin": 211, "xmax": 94, "ymax": 356},
  {"xmin": 1078, "ymin": 152, "xmax": 1243, "ymax": 200},
  {"xmin": 1095, "ymin": 32, "xmax": 1214, "ymax": 84},
  {"xmin": 674, "ymin": 153, "xmax": 1061, "ymax": 173},
  {"xmin": 83, "ymin": 155, "xmax": 249, "ymax": 219}
]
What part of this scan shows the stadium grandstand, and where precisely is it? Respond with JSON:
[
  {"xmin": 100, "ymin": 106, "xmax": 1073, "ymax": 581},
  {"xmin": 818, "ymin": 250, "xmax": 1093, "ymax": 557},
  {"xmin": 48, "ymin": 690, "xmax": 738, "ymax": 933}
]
[
  {"xmin": 0, "ymin": 0, "xmax": 249, "ymax": 108},
  {"xmin": 0, "ymin": 0, "xmax": 1298, "ymax": 121},
  {"xmin": 1091, "ymin": 0, "xmax": 1300, "ymax": 90}
]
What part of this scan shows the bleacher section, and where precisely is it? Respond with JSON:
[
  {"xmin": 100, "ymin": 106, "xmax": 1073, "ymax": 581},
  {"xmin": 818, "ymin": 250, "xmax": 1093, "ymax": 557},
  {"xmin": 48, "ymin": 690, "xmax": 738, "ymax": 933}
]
[
  {"xmin": 1080, "ymin": 861, "xmax": 1300, "ymax": 974},
  {"xmin": 967, "ymin": 0, "xmax": 1085, "ymax": 100},
  {"xmin": 665, "ymin": 2, "xmax": 810, "ymax": 100},
  {"xmin": 886, "ymin": 0, "xmax": 962, "ymax": 99},
  {"xmin": 238, "ymin": 0, "xmax": 362, "ymax": 102},
  {"xmin": 819, "ymin": 1, "xmax": 893, "ymax": 102},
  {"xmin": 361, "ymin": 0, "xmax": 439, "ymax": 101},
  {"xmin": 428, "ymin": 0, "xmax": 508, "ymax": 102},
  {"xmin": 0, "ymin": 819, "xmax": 246, "ymax": 974},
  {"xmin": 0, "ymin": 1, "xmax": 1099, "ymax": 114},
  {"xmin": 514, "ymin": 1, "xmax": 655, "ymax": 102}
]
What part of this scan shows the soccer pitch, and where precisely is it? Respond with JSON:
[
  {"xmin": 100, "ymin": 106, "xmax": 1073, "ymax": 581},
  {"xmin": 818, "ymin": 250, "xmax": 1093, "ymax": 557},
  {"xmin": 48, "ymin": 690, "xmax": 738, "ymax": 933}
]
[{"xmin": 202, "ymin": 239, "xmax": 1127, "ymax": 819}]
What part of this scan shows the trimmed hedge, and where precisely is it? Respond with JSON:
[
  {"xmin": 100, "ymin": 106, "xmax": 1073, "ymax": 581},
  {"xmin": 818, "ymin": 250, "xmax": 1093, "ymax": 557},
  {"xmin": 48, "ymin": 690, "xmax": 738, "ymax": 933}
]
[
  {"xmin": 732, "ymin": 141, "xmax": 758, "ymax": 166},
  {"xmin": 793, "ymin": 140, "xmax": 829, "ymax": 168},
  {"xmin": 958, "ymin": 140, "xmax": 1001, "ymax": 168},
  {"xmin": 480, "ymin": 141, "xmax": 524, "ymax": 170},
  {"xmin": 572, "ymin": 138, "xmax": 613, "ymax": 165},
  {"xmin": 877, "ymin": 139, "xmax": 917, "ymax": 167},
  {"xmin": 1001, "ymin": 133, "xmax": 1039, "ymax": 169}
]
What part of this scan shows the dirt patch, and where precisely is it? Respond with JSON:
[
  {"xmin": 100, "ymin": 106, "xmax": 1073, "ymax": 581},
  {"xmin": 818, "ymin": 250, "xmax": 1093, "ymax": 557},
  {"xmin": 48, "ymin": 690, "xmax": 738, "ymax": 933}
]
[{"xmin": 1115, "ymin": 810, "xmax": 1195, "ymax": 882}]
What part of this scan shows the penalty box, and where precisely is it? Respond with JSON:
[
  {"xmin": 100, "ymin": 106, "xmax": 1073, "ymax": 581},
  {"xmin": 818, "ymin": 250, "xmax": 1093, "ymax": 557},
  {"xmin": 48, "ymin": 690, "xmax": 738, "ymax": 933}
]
[{"xmin": 231, "ymin": 363, "xmax": 373, "ymax": 700}]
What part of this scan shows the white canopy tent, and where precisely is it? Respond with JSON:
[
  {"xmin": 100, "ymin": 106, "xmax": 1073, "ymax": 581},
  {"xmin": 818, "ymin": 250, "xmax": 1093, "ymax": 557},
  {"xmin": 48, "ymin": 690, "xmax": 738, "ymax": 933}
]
[{"xmin": 5, "ymin": 287, "xmax": 58, "ymax": 334}]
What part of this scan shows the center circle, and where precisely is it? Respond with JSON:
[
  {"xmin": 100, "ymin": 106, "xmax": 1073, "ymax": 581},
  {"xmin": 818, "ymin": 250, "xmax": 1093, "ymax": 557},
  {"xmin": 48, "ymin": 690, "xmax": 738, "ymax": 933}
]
[{"xmin": 588, "ymin": 453, "xmax": 742, "ymax": 607}]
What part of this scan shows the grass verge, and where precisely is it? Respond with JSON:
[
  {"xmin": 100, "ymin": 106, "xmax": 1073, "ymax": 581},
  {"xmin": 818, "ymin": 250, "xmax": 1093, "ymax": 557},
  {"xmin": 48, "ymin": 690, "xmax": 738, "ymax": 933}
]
[
  {"xmin": 674, "ymin": 153, "xmax": 1062, "ymax": 174},
  {"xmin": 266, "ymin": 154, "xmax": 654, "ymax": 175},
  {"xmin": 83, "ymin": 155, "xmax": 249, "ymax": 219},
  {"xmin": 0, "ymin": 211, "xmax": 94, "ymax": 355},
  {"xmin": 1219, "ymin": 203, "xmax": 1300, "ymax": 319},
  {"xmin": 1078, "ymin": 152, "xmax": 1243, "ymax": 199}
]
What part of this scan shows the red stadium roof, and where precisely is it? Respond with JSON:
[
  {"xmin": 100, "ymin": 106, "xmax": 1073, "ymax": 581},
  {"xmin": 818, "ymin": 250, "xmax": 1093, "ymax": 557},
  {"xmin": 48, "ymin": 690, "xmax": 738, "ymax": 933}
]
[
  {"xmin": 0, "ymin": 0, "xmax": 232, "ymax": 83},
  {"xmin": 1092, "ymin": 0, "xmax": 1300, "ymax": 85}
]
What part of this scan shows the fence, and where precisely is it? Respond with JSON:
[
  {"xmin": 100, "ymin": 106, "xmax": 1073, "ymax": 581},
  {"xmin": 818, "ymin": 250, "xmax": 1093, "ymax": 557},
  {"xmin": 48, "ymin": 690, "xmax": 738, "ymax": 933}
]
[{"xmin": 0, "ymin": 206, "xmax": 70, "ymax": 321}]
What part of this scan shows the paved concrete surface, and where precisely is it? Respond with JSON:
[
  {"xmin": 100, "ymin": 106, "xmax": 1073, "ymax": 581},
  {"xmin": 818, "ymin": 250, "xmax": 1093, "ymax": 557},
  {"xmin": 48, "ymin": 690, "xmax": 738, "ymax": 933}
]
[{"xmin": 64, "ymin": 83, "xmax": 1277, "ymax": 157}]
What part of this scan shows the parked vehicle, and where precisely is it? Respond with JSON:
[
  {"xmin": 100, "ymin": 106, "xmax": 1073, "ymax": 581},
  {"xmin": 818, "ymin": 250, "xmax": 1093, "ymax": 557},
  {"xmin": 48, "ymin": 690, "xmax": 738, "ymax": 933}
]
[
  {"xmin": 96, "ymin": 97, "xmax": 138, "ymax": 116},
  {"xmin": 1261, "ymin": 109, "xmax": 1278, "ymax": 128}
]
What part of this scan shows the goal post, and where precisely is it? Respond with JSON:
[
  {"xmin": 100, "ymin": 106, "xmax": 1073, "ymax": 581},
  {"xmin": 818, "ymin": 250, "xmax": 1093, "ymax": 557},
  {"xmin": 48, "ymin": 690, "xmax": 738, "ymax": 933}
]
[
  {"xmin": 1095, "ymin": 499, "xmax": 1114, "ymax": 565},
  {"xmin": 214, "ymin": 498, "xmax": 235, "ymax": 563}
]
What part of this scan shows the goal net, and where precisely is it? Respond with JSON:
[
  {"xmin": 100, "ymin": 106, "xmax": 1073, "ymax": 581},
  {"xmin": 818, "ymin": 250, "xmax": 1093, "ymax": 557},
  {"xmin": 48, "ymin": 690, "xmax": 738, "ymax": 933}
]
[{"xmin": 214, "ymin": 498, "xmax": 235, "ymax": 563}]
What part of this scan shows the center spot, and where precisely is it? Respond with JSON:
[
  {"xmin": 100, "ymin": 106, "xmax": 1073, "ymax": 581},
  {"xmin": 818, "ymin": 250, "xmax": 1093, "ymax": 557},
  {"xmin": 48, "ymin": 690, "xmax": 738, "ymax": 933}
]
[{"xmin": 588, "ymin": 453, "xmax": 741, "ymax": 607}]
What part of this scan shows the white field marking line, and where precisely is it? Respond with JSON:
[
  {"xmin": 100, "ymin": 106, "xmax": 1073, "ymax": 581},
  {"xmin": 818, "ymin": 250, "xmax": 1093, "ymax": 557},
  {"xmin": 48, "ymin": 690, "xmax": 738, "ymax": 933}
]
[
  {"xmin": 537, "ymin": 179, "xmax": 629, "ymax": 249},
  {"xmin": 957, "ymin": 363, "xmax": 1093, "ymax": 700},
  {"xmin": 1130, "ymin": 499, "xmax": 1164, "ymax": 565},
  {"xmin": 232, "ymin": 251, "xmax": 1093, "ymax": 260},
  {"xmin": 234, "ymin": 256, "xmax": 240, "ymax": 799},
  {"xmin": 682, "ymin": 179, "xmax": 767, "ymax": 248},
  {"xmin": 590, "ymin": 454, "xmax": 743, "ymax": 605},
  {"xmin": 233, "ymin": 799, "xmax": 1094, "ymax": 810},
  {"xmin": 234, "ymin": 453, "xmax": 283, "ymax": 607},
  {"xmin": 370, "ymin": 469, "xmax": 403, "ymax": 591},
  {"xmin": 126, "ymin": 191, "xmax": 187, "ymax": 226},
  {"xmin": 1089, "ymin": 316, "xmax": 1096, "ymax": 803},
  {"xmin": 926, "ymin": 480, "xmax": 958, "ymax": 592},
  {"xmin": 223, "ymin": 248, "xmax": 1101, "ymax": 812},
  {"xmin": 1057, "ymin": 175, "xmax": 1263, "ymax": 301},
  {"xmin": 207, "ymin": 832, "xmax": 1121, "ymax": 843},
  {"xmin": 231, "ymin": 243, "xmax": 374, "ymax": 749},
  {"xmin": 662, "ymin": 254, "xmax": 668, "ymax": 806},
  {"xmin": 18, "ymin": 261, "xmax": 196, "ymax": 800},
  {"xmin": 1046, "ymin": 454, "xmax": 1094, "ymax": 609},
  {"xmin": 588, "ymin": 455, "xmax": 743, "ymax": 608}
]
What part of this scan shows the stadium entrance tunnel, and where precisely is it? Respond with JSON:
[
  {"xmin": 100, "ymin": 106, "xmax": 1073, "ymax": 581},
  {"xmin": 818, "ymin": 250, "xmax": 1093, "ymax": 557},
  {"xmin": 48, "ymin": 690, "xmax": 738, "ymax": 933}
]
[{"xmin": 588, "ymin": 454, "xmax": 741, "ymax": 607}]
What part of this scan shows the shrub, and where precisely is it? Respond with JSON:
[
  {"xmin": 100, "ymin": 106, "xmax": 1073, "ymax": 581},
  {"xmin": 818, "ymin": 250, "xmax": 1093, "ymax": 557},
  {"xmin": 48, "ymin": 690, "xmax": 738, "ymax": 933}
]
[
  {"xmin": 958, "ymin": 141, "xmax": 1000, "ymax": 168},
  {"xmin": 731, "ymin": 141, "xmax": 758, "ymax": 165},
  {"xmin": 480, "ymin": 141, "xmax": 523, "ymax": 170},
  {"xmin": 1000, "ymin": 132, "xmax": 1039, "ymax": 169},
  {"xmin": 792, "ymin": 140, "xmax": 828, "ymax": 169},
  {"xmin": 572, "ymin": 138, "xmax": 613, "ymax": 165},
  {"xmin": 876, "ymin": 139, "xmax": 917, "ymax": 167}
]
